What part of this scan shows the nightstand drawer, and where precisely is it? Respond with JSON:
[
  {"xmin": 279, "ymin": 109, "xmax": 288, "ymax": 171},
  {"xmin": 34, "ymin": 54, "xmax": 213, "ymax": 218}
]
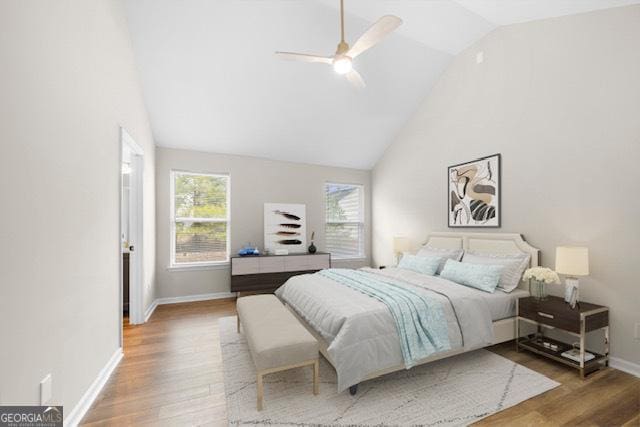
[{"xmin": 519, "ymin": 298, "xmax": 580, "ymax": 333}]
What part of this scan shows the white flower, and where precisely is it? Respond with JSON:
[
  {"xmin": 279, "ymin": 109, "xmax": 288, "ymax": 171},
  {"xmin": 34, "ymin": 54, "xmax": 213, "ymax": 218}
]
[{"xmin": 523, "ymin": 267, "xmax": 560, "ymax": 284}]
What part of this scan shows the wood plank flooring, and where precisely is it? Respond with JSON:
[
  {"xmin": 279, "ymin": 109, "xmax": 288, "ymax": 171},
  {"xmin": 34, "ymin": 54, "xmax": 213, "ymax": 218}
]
[{"xmin": 81, "ymin": 299, "xmax": 639, "ymax": 426}]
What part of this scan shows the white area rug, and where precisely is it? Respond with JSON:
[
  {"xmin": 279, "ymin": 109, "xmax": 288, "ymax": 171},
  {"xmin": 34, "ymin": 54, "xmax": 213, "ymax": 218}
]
[{"xmin": 220, "ymin": 316, "xmax": 558, "ymax": 426}]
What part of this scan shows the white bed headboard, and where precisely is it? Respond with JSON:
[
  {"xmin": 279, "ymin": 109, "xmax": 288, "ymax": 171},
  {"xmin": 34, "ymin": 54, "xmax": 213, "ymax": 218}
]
[{"xmin": 424, "ymin": 232, "xmax": 539, "ymax": 268}]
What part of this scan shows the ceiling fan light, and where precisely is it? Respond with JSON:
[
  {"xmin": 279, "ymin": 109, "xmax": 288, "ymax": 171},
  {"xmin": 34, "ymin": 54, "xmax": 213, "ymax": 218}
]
[{"xmin": 333, "ymin": 56, "xmax": 352, "ymax": 74}]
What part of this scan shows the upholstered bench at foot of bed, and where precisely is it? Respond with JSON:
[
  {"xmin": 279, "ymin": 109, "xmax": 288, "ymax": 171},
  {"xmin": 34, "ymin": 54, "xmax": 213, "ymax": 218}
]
[{"xmin": 236, "ymin": 294, "xmax": 319, "ymax": 410}]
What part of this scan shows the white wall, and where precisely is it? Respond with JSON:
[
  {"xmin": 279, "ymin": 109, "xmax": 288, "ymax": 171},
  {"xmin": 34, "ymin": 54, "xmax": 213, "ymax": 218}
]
[
  {"xmin": 156, "ymin": 147, "xmax": 371, "ymax": 298},
  {"xmin": 372, "ymin": 5, "xmax": 640, "ymax": 366},
  {"xmin": 0, "ymin": 0, "xmax": 156, "ymax": 415}
]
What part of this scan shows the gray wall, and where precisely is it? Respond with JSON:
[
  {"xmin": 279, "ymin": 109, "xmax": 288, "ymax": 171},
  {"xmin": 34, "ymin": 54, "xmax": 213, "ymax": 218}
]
[
  {"xmin": 372, "ymin": 6, "xmax": 640, "ymax": 365},
  {"xmin": 156, "ymin": 147, "xmax": 371, "ymax": 298},
  {"xmin": 0, "ymin": 0, "xmax": 156, "ymax": 412}
]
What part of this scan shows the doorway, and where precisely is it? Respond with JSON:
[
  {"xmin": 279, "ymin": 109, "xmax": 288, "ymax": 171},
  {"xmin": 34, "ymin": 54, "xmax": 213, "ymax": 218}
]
[{"xmin": 120, "ymin": 127, "xmax": 145, "ymax": 333}]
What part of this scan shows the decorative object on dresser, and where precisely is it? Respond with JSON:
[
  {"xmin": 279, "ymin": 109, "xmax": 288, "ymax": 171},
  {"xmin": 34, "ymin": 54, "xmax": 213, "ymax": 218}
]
[
  {"xmin": 230, "ymin": 252, "xmax": 331, "ymax": 293},
  {"xmin": 448, "ymin": 153, "xmax": 501, "ymax": 228},
  {"xmin": 523, "ymin": 267, "xmax": 560, "ymax": 301},
  {"xmin": 307, "ymin": 231, "xmax": 317, "ymax": 254},
  {"xmin": 516, "ymin": 295, "xmax": 609, "ymax": 379},
  {"xmin": 556, "ymin": 246, "xmax": 589, "ymax": 308},
  {"xmin": 392, "ymin": 236, "xmax": 409, "ymax": 265},
  {"xmin": 264, "ymin": 203, "xmax": 307, "ymax": 254},
  {"xmin": 238, "ymin": 243, "xmax": 260, "ymax": 256}
]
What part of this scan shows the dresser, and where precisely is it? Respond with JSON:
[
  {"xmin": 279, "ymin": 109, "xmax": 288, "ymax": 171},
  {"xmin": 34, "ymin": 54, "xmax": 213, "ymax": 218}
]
[{"xmin": 230, "ymin": 252, "xmax": 331, "ymax": 293}]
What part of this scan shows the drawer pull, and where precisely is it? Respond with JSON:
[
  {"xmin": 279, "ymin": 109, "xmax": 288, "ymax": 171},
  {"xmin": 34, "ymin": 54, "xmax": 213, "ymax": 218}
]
[{"xmin": 538, "ymin": 312, "xmax": 554, "ymax": 319}]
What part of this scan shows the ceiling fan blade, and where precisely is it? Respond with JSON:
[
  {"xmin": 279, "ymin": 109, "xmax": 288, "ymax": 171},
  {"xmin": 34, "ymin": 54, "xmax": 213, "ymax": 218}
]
[
  {"xmin": 347, "ymin": 15, "xmax": 402, "ymax": 59},
  {"xmin": 275, "ymin": 51, "xmax": 333, "ymax": 64},
  {"xmin": 346, "ymin": 69, "xmax": 366, "ymax": 89}
]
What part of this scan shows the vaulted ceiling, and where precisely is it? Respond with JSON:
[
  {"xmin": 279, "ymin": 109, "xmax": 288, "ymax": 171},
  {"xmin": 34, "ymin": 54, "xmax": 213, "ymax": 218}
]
[{"xmin": 125, "ymin": 0, "xmax": 639, "ymax": 169}]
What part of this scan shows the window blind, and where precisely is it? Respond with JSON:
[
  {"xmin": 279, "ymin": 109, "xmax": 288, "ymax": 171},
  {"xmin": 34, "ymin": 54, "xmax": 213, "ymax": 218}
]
[
  {"xmin": 171, "ymin": 171, "xmax": 230, "ymax": 265},
  {"xmin": 325, "ymin": 183, "xmax": 364, "ymax": 259}
]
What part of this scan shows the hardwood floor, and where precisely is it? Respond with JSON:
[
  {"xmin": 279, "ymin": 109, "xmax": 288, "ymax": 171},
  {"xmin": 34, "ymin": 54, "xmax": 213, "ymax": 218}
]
[{"xmin": 81, "ymin": 299, "xmax": 639, "ymax": 426}]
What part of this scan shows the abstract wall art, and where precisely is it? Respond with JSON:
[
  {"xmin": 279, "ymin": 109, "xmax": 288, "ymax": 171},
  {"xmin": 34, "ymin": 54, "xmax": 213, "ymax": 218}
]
[
  {"xmin": 448, "ymin": 154, "xmax": 501, "ymax": 228},
  {"xmin": 264, "ymin": 203, "xmax": 307, "ymax": 253}
]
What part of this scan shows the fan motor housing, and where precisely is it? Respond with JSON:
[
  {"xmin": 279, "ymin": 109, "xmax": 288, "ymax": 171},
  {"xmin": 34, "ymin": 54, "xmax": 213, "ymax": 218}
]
[{"xmin": 336, "ymin": 41, "xmax": 349, "ymax": 55}]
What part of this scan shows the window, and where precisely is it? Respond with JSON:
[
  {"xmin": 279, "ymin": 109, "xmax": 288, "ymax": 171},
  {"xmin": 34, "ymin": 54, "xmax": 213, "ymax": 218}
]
[
  {"xmin": 325, "ymin": 183, "xmax": 365, "ymax": 259},
  {"xmin": 170, "ymin": 171, "xmax": 230, "ymax": 267}
]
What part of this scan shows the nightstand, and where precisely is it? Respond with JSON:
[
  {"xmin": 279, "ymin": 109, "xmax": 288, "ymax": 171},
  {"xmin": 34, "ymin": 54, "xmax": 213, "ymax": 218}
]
[{"xmin": 516, "ymin": 295, "xmax": 609, "ymax": 379}]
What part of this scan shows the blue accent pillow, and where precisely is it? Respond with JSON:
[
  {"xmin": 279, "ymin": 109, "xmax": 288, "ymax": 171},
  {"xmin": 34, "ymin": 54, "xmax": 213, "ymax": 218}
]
[
  {"xmin": 440, "ymin": 259, "xmax": 505, "ymax": 293},
  {"xmin": 397, "ymin": 254, "xmax": 441, "ymax": 276}
]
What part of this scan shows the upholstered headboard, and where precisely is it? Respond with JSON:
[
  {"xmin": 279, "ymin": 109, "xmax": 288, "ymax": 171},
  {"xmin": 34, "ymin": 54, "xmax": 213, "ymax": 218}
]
[{"xmin": 424, "ymin": 232, "xmax": 540, "ymax": 268}]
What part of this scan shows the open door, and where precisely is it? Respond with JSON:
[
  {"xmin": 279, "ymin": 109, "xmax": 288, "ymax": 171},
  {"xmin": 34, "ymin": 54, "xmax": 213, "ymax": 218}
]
[{"xmin": 120, "ymin": 128, "xmax": 145, "ymax": 332}]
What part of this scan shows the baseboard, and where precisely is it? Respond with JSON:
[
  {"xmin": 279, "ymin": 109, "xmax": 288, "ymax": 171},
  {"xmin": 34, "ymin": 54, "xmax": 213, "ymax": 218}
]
[
  {"xmin": 142, "ymin": 292, "xmax": 234, "ymax": 323},
  {"xmin": 610, "ymin": 356, "xmax": 640, "ymax": 377},
  {"xmin": 64, "ymin": 347, "xmax": 123, "ymax": 426},
  {"xmin": 155, "ymin": 292, "xmax": 235, "ymax": 306},
  {"xmin": 144, "ymin": 299, "xmax": 158, "ymax": 322}
]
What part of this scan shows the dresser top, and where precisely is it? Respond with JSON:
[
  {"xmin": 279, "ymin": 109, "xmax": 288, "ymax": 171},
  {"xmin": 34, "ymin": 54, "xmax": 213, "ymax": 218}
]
[{"xmin": 231, "ymin": 252, "xmax": 330, "ymax": 259}]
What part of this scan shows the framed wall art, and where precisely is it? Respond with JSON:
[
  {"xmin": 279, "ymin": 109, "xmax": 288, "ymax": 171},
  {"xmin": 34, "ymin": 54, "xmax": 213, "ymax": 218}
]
[
  {"xmin": 264, "ymin": 203, "xmax": 307, "ymax": 253},
  {"xmin": 448, "ymin": 153, "xmax": 501, "ymax": 228}
]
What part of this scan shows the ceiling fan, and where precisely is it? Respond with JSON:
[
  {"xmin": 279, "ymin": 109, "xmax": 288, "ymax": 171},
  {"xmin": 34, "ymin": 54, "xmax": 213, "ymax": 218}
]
[{"xmin": 275, "ymin": 0, "xmax": 402, "ymax": 89}]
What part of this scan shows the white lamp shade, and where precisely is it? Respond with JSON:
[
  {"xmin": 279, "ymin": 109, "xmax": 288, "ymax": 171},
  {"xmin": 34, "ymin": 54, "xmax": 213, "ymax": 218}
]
[
  {"xmin": 393, "ymin": 237, "xmax": 410, "ymax": 254},
  {"xmin": 555, "ymin": 246, "xmax": 589, "ymax": 276}
]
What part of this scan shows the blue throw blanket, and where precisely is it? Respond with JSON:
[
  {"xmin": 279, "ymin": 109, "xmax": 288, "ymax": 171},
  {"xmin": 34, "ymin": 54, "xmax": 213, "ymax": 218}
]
[{"xmin": 319, "ymin": 269, "xmax": 451, "ymax": 367}]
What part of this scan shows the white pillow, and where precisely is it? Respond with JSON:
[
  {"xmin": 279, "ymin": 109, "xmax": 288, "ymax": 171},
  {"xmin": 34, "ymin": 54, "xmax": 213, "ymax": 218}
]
[
  {"xmin": 416, "ymin": 246, "xmax": 464, "ymax": 274},
  {"xmin": 461, "ymin": 251, "xmax": 531, "ymax": 293}
]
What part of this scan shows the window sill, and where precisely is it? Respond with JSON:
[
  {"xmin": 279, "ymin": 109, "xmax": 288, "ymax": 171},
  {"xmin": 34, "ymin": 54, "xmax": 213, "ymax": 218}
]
[{"xmin": 167, "ymin": 262, "xmax": 230, "ymax": 272}]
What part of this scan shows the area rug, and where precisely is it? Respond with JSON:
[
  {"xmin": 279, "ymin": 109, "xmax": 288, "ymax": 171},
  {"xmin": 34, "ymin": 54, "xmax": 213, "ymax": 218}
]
[{"xmin": 219, "ymin": 316, "xmax": 559, "ymax": 426}]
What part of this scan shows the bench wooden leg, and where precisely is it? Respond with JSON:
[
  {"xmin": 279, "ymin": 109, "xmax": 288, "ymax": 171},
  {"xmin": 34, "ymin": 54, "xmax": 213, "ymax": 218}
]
[
  {"xmin": 256, "ymin": 372, "xmax": 264, "ymax": 411},
  {"xmin": 255, "ymin": 359, "xmax": 318, "ymax": 410},
  {"xmin": 312, "ymin": 360, "xmax": 319, "ymax": 395}
]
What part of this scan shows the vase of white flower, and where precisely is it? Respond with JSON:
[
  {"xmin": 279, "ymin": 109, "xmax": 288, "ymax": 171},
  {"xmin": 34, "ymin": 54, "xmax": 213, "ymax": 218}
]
[
  {"xmin": 523, "ymin": 267, "xmax": 560, "ymax": 301},
  {"xmin": 530, "ymin": 279, "xmax": 548, "ymax": 300}
]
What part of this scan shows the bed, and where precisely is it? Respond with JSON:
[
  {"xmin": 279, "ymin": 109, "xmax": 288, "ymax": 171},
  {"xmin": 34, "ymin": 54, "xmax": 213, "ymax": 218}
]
[{"xmin": 275, "ymin": 232, "xmax": 539, "ymax": 393}]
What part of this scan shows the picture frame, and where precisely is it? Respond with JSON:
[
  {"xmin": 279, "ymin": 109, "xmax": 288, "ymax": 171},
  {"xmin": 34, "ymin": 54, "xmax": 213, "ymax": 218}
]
[
  {"xmin": 448, "ymin": 153, "xmax": 501, "ymax": 228},
  {"xmin": 263, "ymin": 203, "xmax": 307, "ymax": 254}
]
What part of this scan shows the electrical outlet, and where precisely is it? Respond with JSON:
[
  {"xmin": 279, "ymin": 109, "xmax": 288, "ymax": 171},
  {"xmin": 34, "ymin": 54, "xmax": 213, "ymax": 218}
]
[{"xmin": 40, "ymin": 374, "xmax": 52, "ymax": 405}]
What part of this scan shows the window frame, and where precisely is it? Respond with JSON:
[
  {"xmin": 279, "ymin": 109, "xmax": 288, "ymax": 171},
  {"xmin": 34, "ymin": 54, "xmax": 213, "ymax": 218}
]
[
  {"xmin": 169, "ymin": 170, "xmax": 231, "ymax": 269},
  {"xmin": 324, "ymin": 182, "xmax": 366, "ymax": 260}
]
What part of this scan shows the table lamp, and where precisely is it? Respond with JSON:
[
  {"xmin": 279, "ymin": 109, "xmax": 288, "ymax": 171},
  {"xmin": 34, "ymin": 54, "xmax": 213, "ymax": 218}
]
[
  {"xmin": 555, "ymin": 246, "xmax": 589, "ymax": 308},
  {"xmin": 393, "ymin": 237, "xmax": 410, "ymax": 265}
]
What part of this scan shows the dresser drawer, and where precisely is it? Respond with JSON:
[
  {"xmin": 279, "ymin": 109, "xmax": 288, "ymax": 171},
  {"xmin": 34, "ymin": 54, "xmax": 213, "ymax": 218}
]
[
  {"xmin": 284, "ymin": 255, "xmax": 330, "ymax": 271},
  {"xmin": 259, "ymin": 257, "xmax": 285, "ymax": 273},
  {"xmin": 231, "ymin": 258, "xmax": 260, "ymax": 275}
]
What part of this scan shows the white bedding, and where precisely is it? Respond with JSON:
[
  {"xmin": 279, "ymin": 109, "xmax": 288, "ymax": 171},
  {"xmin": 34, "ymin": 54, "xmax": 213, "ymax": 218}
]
[
  {"xmin": 275, "ymin": 267, "xmax": 498, "ymax": 391},
  {"xmin": 378, "ymin": 267, "xmax": 528, "ymax": 321},
  {"xmin": 482, "ymin": 288, "xmax": 529, "ymax": 320}
]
